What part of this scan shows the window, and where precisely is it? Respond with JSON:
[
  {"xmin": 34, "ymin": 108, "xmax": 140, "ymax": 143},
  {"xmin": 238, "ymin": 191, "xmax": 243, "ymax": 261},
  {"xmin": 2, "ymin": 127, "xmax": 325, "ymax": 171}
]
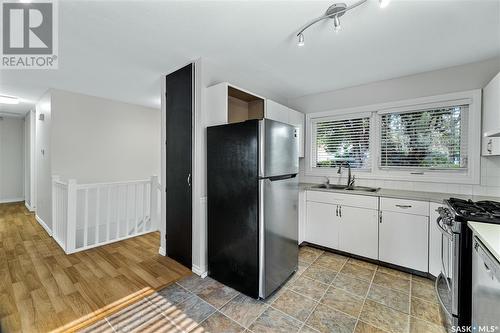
[
  {"xmin": 379, "ymin": 105, "xmax": 468, "ymax": 170},
  {"xmin": 312, "ymin": 116, "xmax": 371, "ymax": 169}
]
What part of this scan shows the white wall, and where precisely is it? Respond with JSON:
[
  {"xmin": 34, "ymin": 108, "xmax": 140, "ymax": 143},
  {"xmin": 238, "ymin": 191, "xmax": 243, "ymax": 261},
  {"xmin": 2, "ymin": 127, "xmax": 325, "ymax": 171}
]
[
  {"xmin": 24, "ymin": 111, "xmax": 32, "ymax": 208},
  {"xmin": 35, "ymin": 89, "xmax": 160, "ymax": 235},
  {"xmin": 50, "ymin": 89, "xmax": 160, "ymax": 183},
  {"xmin": 288, "ymin": 57, "xmax": 500, "ymax": 113},
  {"xmin": 36, "ymin": 93, "xmax": 52, "ymax": 231},
  {"xmin": 290, "ymin": 57, "xmax": 500, "ymax": 197},
  {"xmin": 0, "ymin": 116, "xmax": 25, "ymax": 203}
]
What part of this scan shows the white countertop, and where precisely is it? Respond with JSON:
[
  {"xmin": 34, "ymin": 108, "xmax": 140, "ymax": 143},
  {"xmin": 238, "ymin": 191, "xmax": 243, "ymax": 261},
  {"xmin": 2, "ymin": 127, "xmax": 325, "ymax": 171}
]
[
  {"xmin": 300, "ymin": 183, "xmax": 500, "ymax": 204},
  {"xmin": 468, "ymin": 222, "xmax": 500, "ymax": 263}
]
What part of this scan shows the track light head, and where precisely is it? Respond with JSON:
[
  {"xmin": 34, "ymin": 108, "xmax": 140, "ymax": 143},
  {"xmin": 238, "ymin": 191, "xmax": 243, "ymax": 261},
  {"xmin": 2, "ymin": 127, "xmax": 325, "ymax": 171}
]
[
  {"xmin": 333, "ymin": 16, "xmax": 341, "ymax": 33},
  {"xmin": 297, "ymin": 33, "xmax": 305, "ymax": 46}
]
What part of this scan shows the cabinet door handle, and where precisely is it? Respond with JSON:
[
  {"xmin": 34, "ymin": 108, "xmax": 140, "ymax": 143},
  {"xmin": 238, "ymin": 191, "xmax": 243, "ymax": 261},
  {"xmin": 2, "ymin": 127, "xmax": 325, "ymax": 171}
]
[
  {"xmin": 336, "ymin": 205, "xmax": 339, "ymax": 217},
  {"xmin": 487, "ymin": 139, "xmax": 493, "ymax": 154},
  {"xmin": 395, "ymin": 204, "xmax": 412, "ymax": 209},
  {"xmin": 379, "ymin": 211, "xmax": 382, "ymax": 224},
  {"xmin": 339, "ymin": 205, "xmax": 342, "ymax": 218}
]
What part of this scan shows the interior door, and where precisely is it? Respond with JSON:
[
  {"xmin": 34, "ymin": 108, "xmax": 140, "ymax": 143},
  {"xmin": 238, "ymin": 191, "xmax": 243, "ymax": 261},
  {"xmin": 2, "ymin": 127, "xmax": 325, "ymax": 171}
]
[{"xmin": 165, "ymin": 64, "xmax": 193, "ymax": 268}]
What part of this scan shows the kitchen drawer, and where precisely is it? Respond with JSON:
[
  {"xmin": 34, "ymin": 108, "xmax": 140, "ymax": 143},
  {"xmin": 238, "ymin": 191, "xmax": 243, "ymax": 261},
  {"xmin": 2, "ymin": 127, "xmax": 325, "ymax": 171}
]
[
  {"xmin": 306, "ymin": 190, "xmax": 378, "ymax": 210},
  {"xmin": 380, "ymin": 197, "xmax": 429, "ymax": 216}
]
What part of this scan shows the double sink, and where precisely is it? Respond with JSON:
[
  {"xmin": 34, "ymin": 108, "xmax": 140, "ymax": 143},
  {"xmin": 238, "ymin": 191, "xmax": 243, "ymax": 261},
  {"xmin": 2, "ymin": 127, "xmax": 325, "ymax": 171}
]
[{"xmin": 312, "ymin": 184, "xmax": 380, "ymax": 193}]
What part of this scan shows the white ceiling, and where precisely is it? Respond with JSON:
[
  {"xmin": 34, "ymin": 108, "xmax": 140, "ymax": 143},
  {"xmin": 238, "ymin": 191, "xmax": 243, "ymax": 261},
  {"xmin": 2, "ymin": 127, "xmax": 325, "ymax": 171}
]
[{"xmin": 0, "ymin": 0, "xmax": 499, "ymax": 111}]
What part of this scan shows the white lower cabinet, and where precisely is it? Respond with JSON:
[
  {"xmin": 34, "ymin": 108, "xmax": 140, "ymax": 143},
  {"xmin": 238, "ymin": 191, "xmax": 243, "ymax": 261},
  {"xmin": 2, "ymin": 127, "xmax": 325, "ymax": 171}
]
[
  {"xmin": 339, "ymin": 206, "xmax": 379, "ymax": 260},
  {"xmin": 379, "ymin": 210, "xmax": 429, "ymax": 272},
  {"xmin": 306, "ymin": 201, "xmax": 339, "ymax": 249}
]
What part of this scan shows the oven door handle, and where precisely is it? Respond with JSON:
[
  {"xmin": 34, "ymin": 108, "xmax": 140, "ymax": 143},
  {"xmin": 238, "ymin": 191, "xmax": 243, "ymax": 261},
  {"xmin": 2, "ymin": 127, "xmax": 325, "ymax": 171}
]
[
  {"xmin": 436, "ymin": 273, "xmax": 453, "ymax": 319},
  {"xmin": 440, "ymin": 232, "xmax": 451, "ymax": 291}
]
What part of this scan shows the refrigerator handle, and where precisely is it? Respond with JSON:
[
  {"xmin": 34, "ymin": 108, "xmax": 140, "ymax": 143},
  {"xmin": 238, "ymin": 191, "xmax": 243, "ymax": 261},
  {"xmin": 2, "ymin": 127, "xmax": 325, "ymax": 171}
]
[{"xmin": 260, "ymin": 174, "xmax": 297, "ymax": 182}]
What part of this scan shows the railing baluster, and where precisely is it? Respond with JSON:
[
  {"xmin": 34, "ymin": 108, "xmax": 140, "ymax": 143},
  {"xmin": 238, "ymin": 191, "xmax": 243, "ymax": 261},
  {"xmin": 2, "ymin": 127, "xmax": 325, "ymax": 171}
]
[
  {"xmin": 134, "ymin": 184, "xmax": 138, "ymax": 235},
  {"xmin": 142, "ymin": 183, "xmax": 147, "ymax": 232},
  {"xmin": 125, "ymin": 184, "xmax": 129, "ymax": 237},
  {"xmin": 106, "ymin": 186, "xmax": 111, "ymax": 242},
  {"xmin": 84, "ymin": 188, "xmax": 89, "ymax": 247},
  {"xmin": 95, "ymin": 187, "xmax": 100, "ymax": 244}
]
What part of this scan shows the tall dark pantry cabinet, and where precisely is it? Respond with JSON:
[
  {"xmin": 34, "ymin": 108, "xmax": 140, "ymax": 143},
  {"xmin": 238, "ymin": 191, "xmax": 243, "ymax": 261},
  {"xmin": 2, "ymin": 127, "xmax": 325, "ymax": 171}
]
[{"xmin": 164, "ymin": 64, "xmax": 193, "ymax": 268}]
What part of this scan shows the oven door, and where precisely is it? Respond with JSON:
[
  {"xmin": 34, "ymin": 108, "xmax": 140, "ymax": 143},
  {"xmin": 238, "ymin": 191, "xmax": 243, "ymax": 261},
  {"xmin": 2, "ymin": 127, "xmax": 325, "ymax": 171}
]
[{"xmin": 435, "ymin": 216, "xmax": 459, "ymax": 327}]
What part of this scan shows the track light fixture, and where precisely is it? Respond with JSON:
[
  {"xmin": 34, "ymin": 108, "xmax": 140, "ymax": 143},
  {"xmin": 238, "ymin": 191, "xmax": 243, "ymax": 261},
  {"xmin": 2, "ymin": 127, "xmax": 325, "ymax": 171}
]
[{"xmin": 296, "ymin": 0, "xmax": 391, "ymax": 46}]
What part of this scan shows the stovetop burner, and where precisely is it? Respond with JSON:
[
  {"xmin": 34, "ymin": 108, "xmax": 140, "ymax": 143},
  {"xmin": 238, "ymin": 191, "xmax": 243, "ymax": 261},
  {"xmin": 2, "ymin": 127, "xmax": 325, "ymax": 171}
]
[{"xmin": 446, "ymin": 198, "xmax": 500, "ymax": 223}]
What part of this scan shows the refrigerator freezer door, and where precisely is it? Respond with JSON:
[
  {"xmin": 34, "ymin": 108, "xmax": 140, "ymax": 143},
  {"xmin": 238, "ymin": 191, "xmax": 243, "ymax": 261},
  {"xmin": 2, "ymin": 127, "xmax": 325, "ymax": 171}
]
[
  {"xmin": 260, "ymin": 119, "xmax": 299, "ymax": 178},
  {"xmin": 259, "ymin": 175, "xmax": 299, "ymax": 298}
]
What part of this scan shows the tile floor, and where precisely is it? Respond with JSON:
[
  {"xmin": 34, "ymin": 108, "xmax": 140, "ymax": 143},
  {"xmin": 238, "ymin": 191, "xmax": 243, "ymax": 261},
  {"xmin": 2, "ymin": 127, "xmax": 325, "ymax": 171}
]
[{"xmin": 79, "ymin": 246, "xmax": 448, "ymax": 333}]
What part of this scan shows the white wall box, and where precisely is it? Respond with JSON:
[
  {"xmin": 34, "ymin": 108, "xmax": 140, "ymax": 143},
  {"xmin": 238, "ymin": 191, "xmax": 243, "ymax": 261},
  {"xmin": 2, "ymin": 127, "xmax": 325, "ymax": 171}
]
[
  {"xmin": 429, "ymin": 202, "xmax": 443, "ymax": 277},
  {"xmin": 482, "ymin": 137, "xmax": 500, "ymax": 156},
  {"xmin": 482, "ymin": 72, "xmax": 500, "ymax": 139},
  {"xmin": 379, "ymin": 198, "xmax": 429, "ymax": 272}
]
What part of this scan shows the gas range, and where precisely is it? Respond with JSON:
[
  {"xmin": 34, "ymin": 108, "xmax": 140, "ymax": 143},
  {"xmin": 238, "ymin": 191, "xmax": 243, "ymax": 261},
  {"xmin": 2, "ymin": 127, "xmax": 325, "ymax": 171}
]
[
  {"xmin": 436, "ymin": 197, "xmax": 500, "ymax": 329},
  {"xmin": 444, "ymin": 198, "xmax": 500, "ymax": 224}
]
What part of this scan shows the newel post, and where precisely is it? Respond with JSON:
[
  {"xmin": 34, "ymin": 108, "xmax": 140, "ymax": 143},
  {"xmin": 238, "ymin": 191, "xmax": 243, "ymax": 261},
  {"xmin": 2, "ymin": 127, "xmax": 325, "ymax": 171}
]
[
  {"xmin": 66, "ymin": 179, "xmax": 77, "ymax": 253},
  {"xmin": 150, "ymin": 175, "xmax": 159, "ymax": 229}
]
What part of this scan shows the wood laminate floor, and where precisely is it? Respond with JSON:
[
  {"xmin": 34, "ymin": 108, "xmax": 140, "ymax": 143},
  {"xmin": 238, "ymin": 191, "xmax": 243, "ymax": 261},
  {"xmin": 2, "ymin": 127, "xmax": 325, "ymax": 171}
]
[{"xmin": 0, "ymin": 202, "xmax": 191, "ymax": 333}]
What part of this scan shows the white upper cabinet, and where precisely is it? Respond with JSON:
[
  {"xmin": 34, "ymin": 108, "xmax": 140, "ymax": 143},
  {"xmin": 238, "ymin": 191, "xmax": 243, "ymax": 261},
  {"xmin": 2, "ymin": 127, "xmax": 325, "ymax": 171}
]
[
  {"xmin": 205, "ymin": 82, "xmax": 265, "ymax": 127},
  {"xmin": 482, "ymin": 72, "xmax": 500, "ymax": 156},
  {"xmin": 266, "ymin": 100, "xmax": 305, "ymax": 157},
  {"xmin": 288, "ymin": 109, "xmax": 305, "ymax": 158},
  {"xmin": 265, "ymin": 100, "xmax": 289, "ymax": 124},
  {"xmin": 205, "ymin": 84, "xmax": 305, "ymax": 157}
]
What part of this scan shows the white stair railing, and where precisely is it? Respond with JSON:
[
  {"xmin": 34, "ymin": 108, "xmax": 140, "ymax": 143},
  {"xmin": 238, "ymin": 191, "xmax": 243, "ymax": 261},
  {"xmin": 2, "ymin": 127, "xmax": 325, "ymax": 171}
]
[{"xmin": 52, "ymin": 175, "xmax": 159, "ymax": 254}]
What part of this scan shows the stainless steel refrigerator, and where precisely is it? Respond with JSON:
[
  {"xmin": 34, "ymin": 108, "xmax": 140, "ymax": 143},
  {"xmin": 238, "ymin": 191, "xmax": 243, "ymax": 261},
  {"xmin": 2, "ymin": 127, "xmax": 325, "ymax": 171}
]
[{"xmin": 207, "ymin": 119, "xmax": 299, "ymax": 299}]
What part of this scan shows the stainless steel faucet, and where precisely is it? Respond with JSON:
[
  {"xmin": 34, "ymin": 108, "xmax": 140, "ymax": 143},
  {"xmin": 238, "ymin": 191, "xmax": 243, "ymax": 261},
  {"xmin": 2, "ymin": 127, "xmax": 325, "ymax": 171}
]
[
  {"xmin": 338, "ymin": 162, "xmax": 355, "ymax": 188},
  {"xmin": 323, "ymin": 176, "xmax": 330, "ymax": 186}
]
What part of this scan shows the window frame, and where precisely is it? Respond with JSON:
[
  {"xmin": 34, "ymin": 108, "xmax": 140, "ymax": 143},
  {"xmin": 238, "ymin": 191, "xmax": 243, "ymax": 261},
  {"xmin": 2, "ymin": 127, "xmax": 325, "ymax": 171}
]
[
  {"xmin": 305, "ymin": 90, "xmax": 481, "ymax": 184},
  {"xmin": 377, "ymin": 104, "xmax": 469, "ymax": 171},
  {"xmin": 310, "ymin": 112, "xmax": 373, "ymax": 172}
]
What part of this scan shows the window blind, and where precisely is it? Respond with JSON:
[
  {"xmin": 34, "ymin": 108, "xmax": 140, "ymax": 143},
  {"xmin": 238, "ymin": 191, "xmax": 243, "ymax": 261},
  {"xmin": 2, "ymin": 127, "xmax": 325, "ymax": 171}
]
[
  {"xmin": 379, "ymin": 105, "xmax": 468, "ymax": 170},
  {"xmin": 313, "ymin": 117, "xmax": 371, "ymax": 169}
]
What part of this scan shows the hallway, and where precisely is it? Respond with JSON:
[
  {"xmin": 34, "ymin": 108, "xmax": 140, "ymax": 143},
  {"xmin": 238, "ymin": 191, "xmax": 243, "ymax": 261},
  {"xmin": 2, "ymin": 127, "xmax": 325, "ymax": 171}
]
[{"xmin": 0, "ymin": 202, "xmax": 191, "ymax": 333}]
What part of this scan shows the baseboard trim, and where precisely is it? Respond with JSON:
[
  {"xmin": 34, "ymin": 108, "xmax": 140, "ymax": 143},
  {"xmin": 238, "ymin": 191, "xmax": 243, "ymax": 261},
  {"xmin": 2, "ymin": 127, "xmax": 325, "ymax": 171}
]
[
  {"xmin": 24, "ymin": 201, "xmax": 34, "ymax": 212},
  {"xmin": 192, "ymin": 264, "xmax": 207, "ymax": 278},
  {"xmin": 158, "ymin": 247, "xmax": 166, "ymax": 256},
  {"xmin": 35, "ymin": 214, "xmax": 53, "ymax": 236},
  {"xmin": 0, "ymin": 198, "xmax": 24, "ymax": 204}
]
